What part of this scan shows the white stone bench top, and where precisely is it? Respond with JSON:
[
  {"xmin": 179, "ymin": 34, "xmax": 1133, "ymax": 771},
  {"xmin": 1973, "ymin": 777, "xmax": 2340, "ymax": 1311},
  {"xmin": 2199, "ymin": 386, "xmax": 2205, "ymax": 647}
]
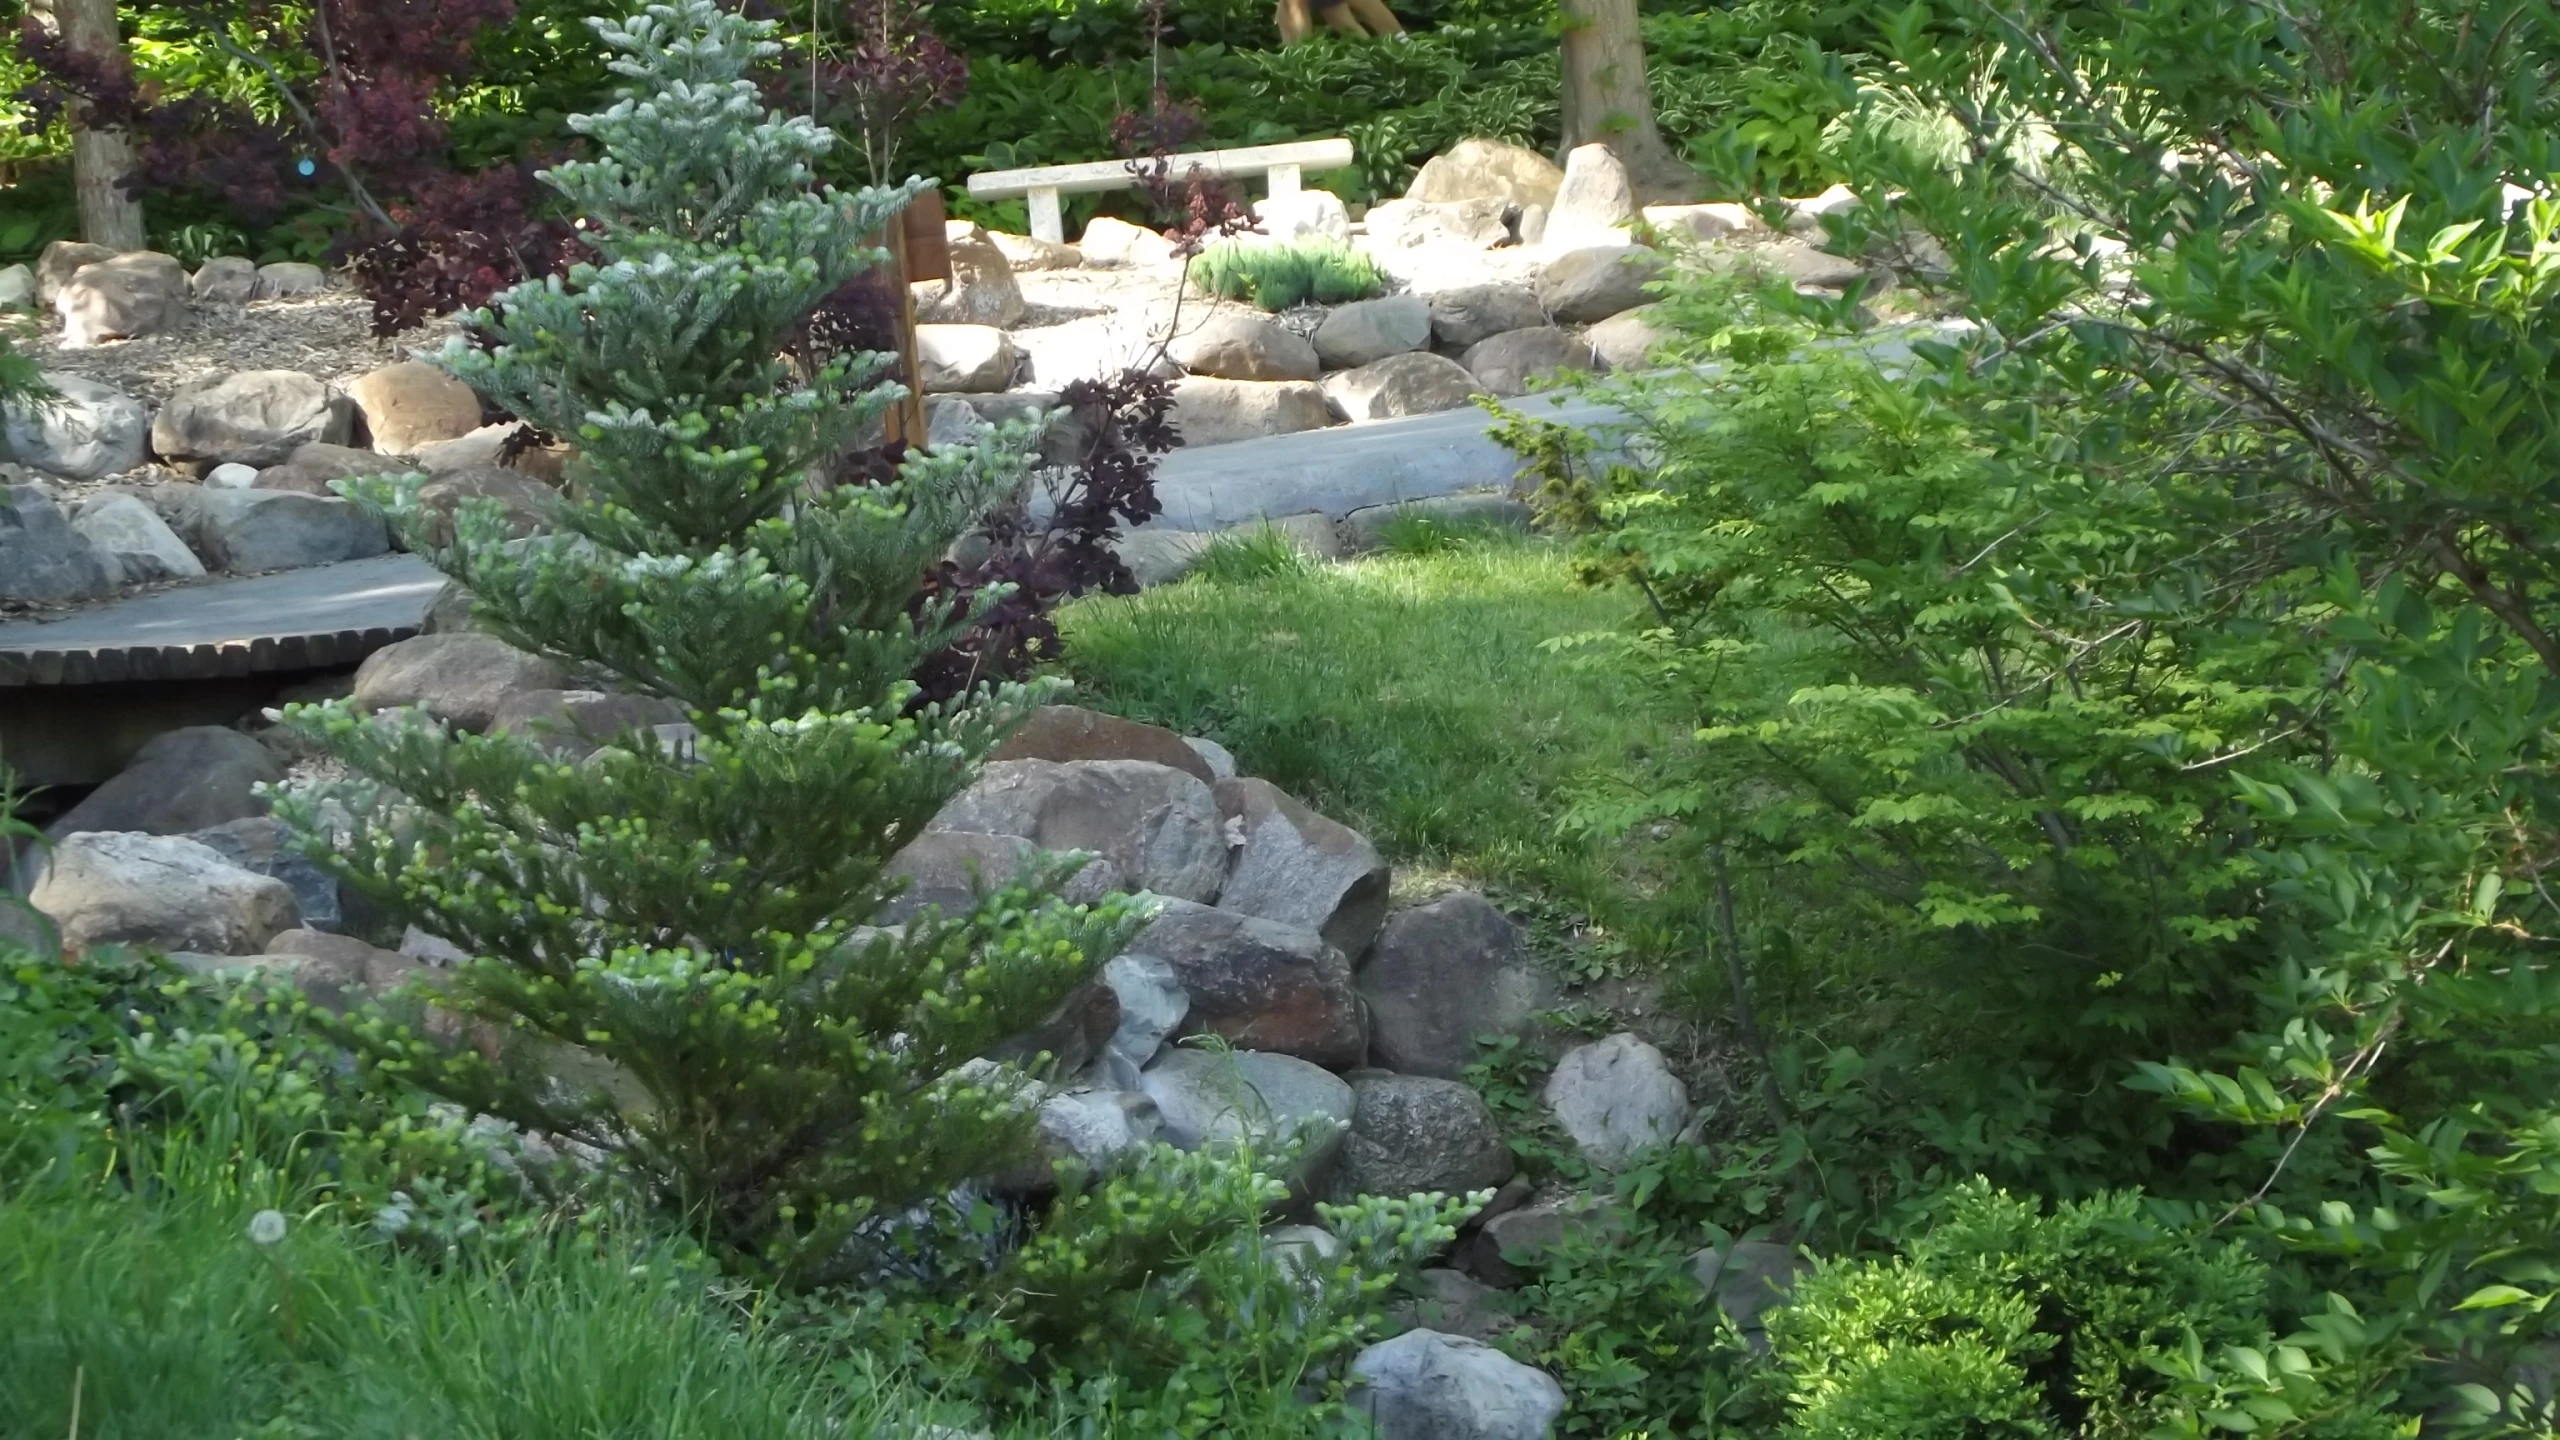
[{"xmin": 967, "ymin": 138, "xmax": 1355, "ymax": 243}]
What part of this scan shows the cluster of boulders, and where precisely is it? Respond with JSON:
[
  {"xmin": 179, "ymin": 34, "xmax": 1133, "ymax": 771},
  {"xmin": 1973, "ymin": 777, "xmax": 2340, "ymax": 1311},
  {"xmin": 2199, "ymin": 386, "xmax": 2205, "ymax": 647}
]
[
  {"xmin": 912, "ymin": 136, "xmax": 1877, "ymax": 455},
  {"xmin": 16, "ymin": 672, "xmax": 1767, "ymax": 1437},
  {"xmin": 0, "ymin": 242, "xmax": 329, "ymax": 350},
  {"xmin": 3, "ymin": 244, "xmax": 560, "ymax": 607}
]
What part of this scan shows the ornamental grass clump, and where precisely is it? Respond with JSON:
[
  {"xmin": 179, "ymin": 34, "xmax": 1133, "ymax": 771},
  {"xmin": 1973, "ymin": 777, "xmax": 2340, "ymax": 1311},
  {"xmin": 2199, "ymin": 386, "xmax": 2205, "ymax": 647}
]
[{"xmin": 270, "ymin": 0, "xmax": 1138, "ymax": 1287}]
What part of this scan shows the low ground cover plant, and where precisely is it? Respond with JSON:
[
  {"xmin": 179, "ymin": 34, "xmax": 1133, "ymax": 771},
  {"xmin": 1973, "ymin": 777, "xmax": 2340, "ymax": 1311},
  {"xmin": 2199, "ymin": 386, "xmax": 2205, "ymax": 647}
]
[{"xmin": 1189, "ymin": 235, "xmax": 1391, "ymax": 310}]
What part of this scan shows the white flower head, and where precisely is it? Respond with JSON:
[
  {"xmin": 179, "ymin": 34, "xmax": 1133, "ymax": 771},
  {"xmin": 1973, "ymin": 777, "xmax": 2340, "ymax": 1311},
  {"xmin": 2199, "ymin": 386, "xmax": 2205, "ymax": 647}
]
[{"xmin": 247, "ymin": 1209, "xmax": 288, "ymax": 1246}]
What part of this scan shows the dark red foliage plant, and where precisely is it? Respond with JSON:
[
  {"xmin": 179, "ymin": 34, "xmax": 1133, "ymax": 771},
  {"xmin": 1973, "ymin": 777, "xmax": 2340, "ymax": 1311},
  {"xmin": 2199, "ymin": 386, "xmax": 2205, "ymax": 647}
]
[{"xmin": 771, "ymin": 0, "xmax": 967, "ymax": 184}]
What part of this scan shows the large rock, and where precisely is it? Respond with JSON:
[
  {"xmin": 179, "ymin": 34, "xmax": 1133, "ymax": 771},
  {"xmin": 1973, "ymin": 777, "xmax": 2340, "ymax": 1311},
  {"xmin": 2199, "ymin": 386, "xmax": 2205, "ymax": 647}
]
[
  {"xmin": 182, "ymin": 816, "xmax": 344, "ymax": 934},
  {"xmin": 152, "ymin": 370, "xmax": 346, "ymax": 468},
  {"xmin": 1114, "ymin": 529, "xmax": 1215, "ymax": 588},
  {"xmin": 0, "ymin": 263, "xmax": 32, "ymax": 308},
  {"xmin": 1537, "ymin": 245, "xmax": 1671, "ymax": 325},
  {"xmin": 1543, "ymin": 1032, "xmax": 1689, "ymax": 1171},
  {"xmin": 1470, "ymin": 1194, "xmax": 1626, "ymax": 1287},
  {"xmin": 1784, "ymin": 183, "xmax": 1862, "ymax": 236},
  {"xmin": 1347, "ymin": 1330, "xmax": 1566, "ymax": 1440},
  {"xmin": 1330, "ymin": 1074, "xmax": 1514, "ymax": 1202},
  {"xmin": 880, "ymin": 830, "xmax": 1114, "ymax": 925},
  {"xmin": 1125, "ymin": 899, "xmax": 1365, "ymax": 1066},
  {"xmin": 1725, "ymin": 237, "xmax": 1868, "ymax": 290},
  {"xmin": 254, "ymin": 441, "xmax": 409, "ymax": 496},
  {"xmin": 1167, "ymin": 376, "xmax": 1331, "ymax": 447},
  {"xmin": 34, "ymin": 240, "xmax": 113, "ymax": 307},
  {"xmin": 924, "ymin": 395, "xmax": 989, "ymax": 449},
  {"xmin": 1312, "ymin": 293, "xmax": 1431, "ymax": 371},
  {"xmin": 988, "ymin": 231, "xmax": 1082, "ymax": 271},
  {"xmin": 197, "ymin": 489, "xmax": 389, "ymax": 572},
  {"xmin": 0, "ymin": 484, "xmax": 113, "ymax": 605},
  {"xmin": 191, "ymin": 256, "xmax": 259, "ymax": 304},
  {"xmin": 489, "ymin": 688, "xmax": 686, "ymax": 760},
  {"xmin": 44, "ymin": 725, "xmax": 281, "ymax": 838},
  {"xmin": 346, "ymin": 361, "xmax": 483, "ymax": 456},
  {"xmin": 94, "ymin": 480, "xmax": 212, "ymax": 557},
  {"xmin": 1214, "ymin": 777, "xmax": 1389, "ymax": 957},
  {"xmin": 1170, "ymin": 312, "xmax": 1321, "ymax": 383},
  {"xmin": 916, "ymin": 221, "xmax": 1028, "ymax": 328},
  {"xmin": 1689, "ymin": 1240, "xmax": 1808, "ymax": 1338},
  {"xmin": 1029, "ymin": 1087, "xmax": 1163, "ymax": 1179},
  {"xmin": 1426, "ymin": 283, "xmax": 1547, "ymax": 349},
  {"xmin": 1407, "ymin": 138, "xmax": 1565, "ymax": 212},
  {"xmin": 69, "ymin": 492, "xmax": 205, "ymax": 586},
  {"xmin": 1360, "ymin": 892, "xmax": 1554, "ymax": 1078},
  {"xmin": 1546, "ymin": 143, "xmax": 1641, "ymax": 248},
  {"xmin": 1254, "ymin": 189, "xmax": 1352, "ymax": 245},
  {"xmin": 1459, "ymin": 327, "xmax": 1598, "ymax": 397},
  {"xmin": 414, "ymin": 463, "xmax": 556, "ymax": 547},
  {"xmin": 930, "ymin": 758, "xmax": 1227, "ymax": 903},
  {"xmin": 1077, "ymin": 215, "xmax": 1177, "ymax": 268},
  {"xmin": 1644, "ymin": 202, "xmax": 1764, "ymax": 244},
  {"xmin": 1099, "ymin": 951, "xmax": 1188, "ymax": 1077},
  {"xmin": 259, "ymin": 928, "xmax": 426, "ymax": 1013},
  {"xmin": 31, "ymin": 831, "xmax": 300, "ymax": 956},
  {"xmin": 354, "ymin": 632, "xmax": 569, "ymax": 733},
  {"xmin": 255, "ymin": 262, "xmax": 328, "ymax": 297},
  {"xmin": 991, "ymin": 704, "xmax": 1217, "ymax": 785},
  {"xmin": 1140, "ymin": 1046, "xmax": 1354, "ymax": 1172},
  {"xmin": 55, "ymin": 251, "xmax": 187, "ymax": 347},
  {"xmin": 1323, "ymin": 351, "xmax": 1481, "ymax": 422},
  {"xmin": 410, "ymin": 423, "xmax": 518, "ymax": 474},
  {"xmin": 1583, "ymin": 304, "xmax": 1671, "ymax": 371},
  {"xmin": 4, "ymin": 372, "xmax": 149, "ymax": 480},
  {"xmin": 1364, "ymin": 198, "xmax": 1513, "ymax": 251},
  {"xmin": 916, "ymin": 325, "xmax": 1020, "ymax": 393}
]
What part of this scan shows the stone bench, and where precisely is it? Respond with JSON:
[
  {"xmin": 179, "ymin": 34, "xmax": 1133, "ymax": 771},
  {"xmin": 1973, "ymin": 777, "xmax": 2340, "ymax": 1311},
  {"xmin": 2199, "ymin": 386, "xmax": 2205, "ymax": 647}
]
[{"xmin": 966, "ymin": 138, "xmax": 1356, "ymax": 244}]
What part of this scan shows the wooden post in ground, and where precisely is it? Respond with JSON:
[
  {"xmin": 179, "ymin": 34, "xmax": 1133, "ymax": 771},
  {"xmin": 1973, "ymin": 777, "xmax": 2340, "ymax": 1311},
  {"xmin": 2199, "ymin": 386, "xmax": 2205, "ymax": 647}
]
[{"xmin": 883, "ymin": 188, "xmax": 949, "ymax": 451}]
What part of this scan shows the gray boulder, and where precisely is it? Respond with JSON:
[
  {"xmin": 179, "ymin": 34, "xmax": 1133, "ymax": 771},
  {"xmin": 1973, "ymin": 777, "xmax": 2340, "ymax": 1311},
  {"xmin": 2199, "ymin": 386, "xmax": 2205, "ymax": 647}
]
[
  {"xmin": 354, "ymin": 632, "xmax": 569, "ymax": 733},
  {"xmin": 990, "ymin": 704, "xmax": 1217, "ymax": 784},
  {"xmin": 0, "ymin": 484, "xmax": 113, "ymax": 605},
  {"xmin": 71, "ymin": 492, "xmax": 205, "ymax": 585},
  {"xmin": 1689, "ymin": 1239, "xmax": 1808, "ymax": 1340},
  {"xmin": 1099, "ymin": 951, "xmax": 1188, "ymax": 1077},
  {"xmin": 198, "ymin": 489, "xmax": 390, "ymax": 572},
  {"xmin": 191, "ymin": 257, "xmax": 259, "ymax": 304},
  {"xmin": 915, "ymin": 222, "xmax": 1028, "ymax": 329},
  {"xmin": 1029, "ymin": 1087, "xmax": 1162, "ymax": 1179},
  {"xmin": 1347, "ymin": 1329, "xmax": 1566, "ymax": 1440},
  {"xmin": 56, "ymin": 251, "xmax": 188, "ymax": 347},
  {"xmin": 1583, "ymin": 304, "xmax": 1670, "ymax": 371},
  {"xmin": 1545, "ymin": 143, "xmax": 1640, "ymax": 249},
  {"xmin": 45, "ymin": 725, "xmax": 281, "ymax": 839},
  {"xmin": 1543, "ymin": 1031, "xmax": 1689, "ymax": 1171},
  {"xmin": 1214, "ymin": 776, "xmax": 1389, "ymax": 958},
  {"xmin": 1313, "ymin": 293, "xmax": 1431, "ymax": 370},
  {"xmin": 1470, "ymin": 1194, "xmax": 1627, "ymax": 1287},
  {"xmin": 1536, "ymin": 245, "xmax": 1671, "ymax": 325},
  {"xmin": 1323, "ymin": 351, "xmax": 1481, "ymax": 421},
  {"xmin": 1077, "ymin": 216, "xmax": 1176, "ymax": 268},
  {"xmin": 879, "ymin": 829, "xmax": 1114, "ymax": 925},
  {"xmin": 34, "ymin": 240, "xmax": 114, "ymax": 308},
  {"xmin": 1459, "ymin": 327, "xmax": 1598, "ymax": 397},
  {"xmin": 31, "ymin": 831, "xmax": 300, "ymax": 956},
  {"xmin": 1167, "ymin": 376, "xmax": 1332, "ymax": 446},
  {"xmin": 1127, "ymin": 898, "xmax": 1366, "ymax": 1067},
  {"xmin": 4, "ymin": 372, "xmax": 148, "ymax": 479},
  {"xmin": 255, "ymin": 262, "xmax": 328, "ymax": 297},
  {"xmin": 1359, "ymin": 891, "xmax": 1555, "ymax": 1078},
  {"xmin": 924, "ymin": 395, "xmax": 989, "ymax": 448},
  {"xmin": 414, "ymin": 463, "xmax": 557, "ymax": 547},
  {"xmin": 1140, "ymin": 1045, "xmax": 1353, "ymax": 1181},
  {"xmin": 253, "ymin": 441, "xmax": 408, "ymax": 496},
  {"xmin": 346, "ymin": 361, "xmax": 484, "ymax": 456},
  {"xmin": 930, "ymin": 758, "xmax": 1227, "ymax": 903},
  {"xmin": 916, "ymin": 325, "xmax": 1020, "ymax": 393},
  {"xmin": 1364, "ymin": 198, "xmax": 1512, "ymax": 251},
  {"xmin": 1726, "ymin": 237, "xmax": 1868, "ymax": 290},
  {"xmin": 1393, "ymin": 1268, "xmax": 1514, "ymax": 1343},
  {"xmin": 152, "ymin": 370, "xmax": 346, "ymax": 468},
  {"xmin": 182, "ymin": 816, "xmax": 344, "ymax": 934},
  {"xmin": 1331, "ymin": 1074, "xmax": 1514, "ymax": 1202},
  {"xmin": 1426, "ymin": 283, "xmax": 1547, "ymax": 349},
  {"xmin": 1406, "ymin": 139, "xmax": 1564, "ymax": 212},
  {"xmin": 0, "ymin": 262, "xmax": 32, "ymax": 308},
  {"xmin": 204, "ymin": 463, "xmax": 260, "ymax": 489},
  {"xmin": 258, "ymin": 928, "xmax": 427, "ymax": 1013},
  {"xmin": 1184, "ymin": 736, "xmax": 1238, "ymax": 780},
  {"xmin": 1170, "ymin": 312, "xmax": 1322, "ymax": 383},
  {"xmin": 488, "ymin": 688, "xmax": 686, "ymax": 760}
]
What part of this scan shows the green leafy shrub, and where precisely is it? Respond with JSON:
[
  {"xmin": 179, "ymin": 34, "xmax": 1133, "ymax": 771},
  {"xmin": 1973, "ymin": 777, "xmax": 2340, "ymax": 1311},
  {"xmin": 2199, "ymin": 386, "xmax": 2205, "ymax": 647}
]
[
  {"xmin": 1191, "ymin": 238, "xmax": 1388, "ymax": 310},
  {"xmin": 271, "ymin": 0, "xmax": 1136, "ymax": 1287}
]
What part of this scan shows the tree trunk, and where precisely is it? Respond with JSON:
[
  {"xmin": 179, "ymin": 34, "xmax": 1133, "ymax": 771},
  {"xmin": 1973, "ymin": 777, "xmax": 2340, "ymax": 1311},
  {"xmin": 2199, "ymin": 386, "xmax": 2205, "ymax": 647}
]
[
  {"xmin": 47, "ymin": 0, "xmax": 148, "ymax": 250},
  {"xmin": 1557, "ymin": 0, "xmax": 1696, "ymax": 203}
]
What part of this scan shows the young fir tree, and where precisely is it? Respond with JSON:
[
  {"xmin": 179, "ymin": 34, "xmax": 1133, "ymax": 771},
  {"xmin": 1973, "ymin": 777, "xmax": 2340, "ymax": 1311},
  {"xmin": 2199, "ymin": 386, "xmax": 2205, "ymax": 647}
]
[{"xmin": 272, "ymin": 0, "xmax": 1134, "ymax": 1285}]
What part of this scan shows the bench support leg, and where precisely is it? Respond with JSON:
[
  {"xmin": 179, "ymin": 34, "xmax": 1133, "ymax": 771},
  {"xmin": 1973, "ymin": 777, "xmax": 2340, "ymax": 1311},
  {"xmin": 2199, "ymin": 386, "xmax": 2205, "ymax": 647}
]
[
  {"xmin": 1266, "ymin": 163, "xmax": 1302, "ymax": 198},
  {"xmin": 1028, "ymin": 187, "xmax": 1064, "ymax": 244}
]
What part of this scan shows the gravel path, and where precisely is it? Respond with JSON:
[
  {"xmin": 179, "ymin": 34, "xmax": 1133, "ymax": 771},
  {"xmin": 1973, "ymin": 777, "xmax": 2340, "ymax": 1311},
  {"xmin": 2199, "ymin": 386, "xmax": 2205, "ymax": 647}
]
[{"xmin": 23, "ymin": 289, "xmax": 459, "ymax": 410}]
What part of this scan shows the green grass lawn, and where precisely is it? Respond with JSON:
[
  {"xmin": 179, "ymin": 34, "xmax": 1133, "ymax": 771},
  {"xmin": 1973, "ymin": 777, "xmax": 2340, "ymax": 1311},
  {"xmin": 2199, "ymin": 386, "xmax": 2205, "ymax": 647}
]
[{"xmin": 1057, "ymin": 531, "xmax": 1694, "ymax": 954}]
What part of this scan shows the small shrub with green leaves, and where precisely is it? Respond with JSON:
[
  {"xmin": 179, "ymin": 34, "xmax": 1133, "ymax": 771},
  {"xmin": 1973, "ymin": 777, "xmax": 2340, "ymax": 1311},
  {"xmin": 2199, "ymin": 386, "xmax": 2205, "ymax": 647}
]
[
  {"xmin": 270, "ymin": 0, "xmax": 1138, "ymax": 1287},
  {"xmin": 1191, "ymin": 238, "xmax": 1388, "ymax": 311}
]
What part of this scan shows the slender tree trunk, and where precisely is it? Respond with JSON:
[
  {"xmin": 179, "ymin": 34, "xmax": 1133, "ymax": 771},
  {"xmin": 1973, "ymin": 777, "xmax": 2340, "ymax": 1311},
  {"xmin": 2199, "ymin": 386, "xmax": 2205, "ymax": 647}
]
[
  {"xmin": 1557, "ymin": 0, "xmax": 1696, "ymax": 202},
  {"xmin": 46, "ymin": 0, "xmax": 148, "ymax": 250}
]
